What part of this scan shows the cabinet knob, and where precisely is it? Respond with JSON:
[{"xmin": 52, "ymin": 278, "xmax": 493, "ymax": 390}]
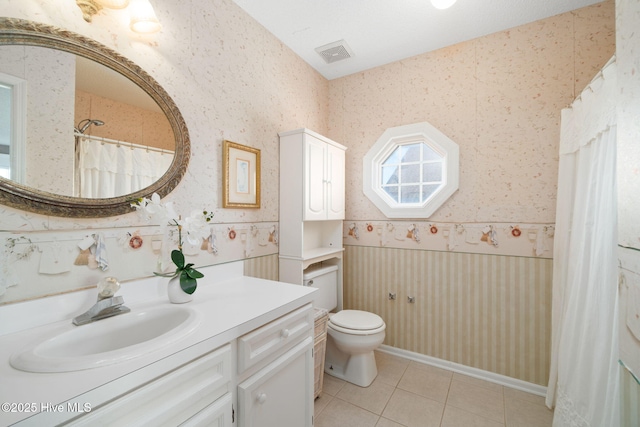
[
  {"xmin": 281, "ymin": 328, "xmax": 290, "ymax": 338},
  {"xmin": 257, "ymin": 393, "xmax": 267, "ymax": 404}
]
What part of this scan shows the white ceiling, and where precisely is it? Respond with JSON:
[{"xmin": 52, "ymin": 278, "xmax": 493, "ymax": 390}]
[
  {"xmin": 232, "ymin": 0, "xmax": 604, "ymax": 80},
  {"xmin": 76, "ymin": 56, "xmax": 161, "ymax": 114}
]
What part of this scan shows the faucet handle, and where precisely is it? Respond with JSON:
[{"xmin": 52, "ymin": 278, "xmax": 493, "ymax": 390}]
[{"xmin": 97, "ymin": 277, "xmax": 120, "ymax": 300}]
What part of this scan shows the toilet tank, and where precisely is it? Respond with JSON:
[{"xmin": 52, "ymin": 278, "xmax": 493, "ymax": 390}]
[{"xmin": 303, "ymin": 264, "xmax": 338, "ymax": 311}]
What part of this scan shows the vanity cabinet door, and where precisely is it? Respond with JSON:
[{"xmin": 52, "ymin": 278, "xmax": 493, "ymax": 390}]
[
  {"xmin": 181, "ymin": 393, "xmax": 232, "ymax": 427},
  {"xmin": 237, "ymin": 337, "xmax": 314, "ymax": 427},
  {"xmin": 66, "ymin": 344, "xmax": 231, "ymax": 427}
]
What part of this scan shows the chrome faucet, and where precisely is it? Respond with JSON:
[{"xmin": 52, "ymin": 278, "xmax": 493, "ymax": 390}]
[{"xmin": 72, "ymin": 277, "xmax": 130, "ymax": 326}]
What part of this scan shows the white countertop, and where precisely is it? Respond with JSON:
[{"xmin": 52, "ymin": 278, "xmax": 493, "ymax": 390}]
[{"xmin": 0, "ymin": 262, "xmax": 316, "ymax": 426}]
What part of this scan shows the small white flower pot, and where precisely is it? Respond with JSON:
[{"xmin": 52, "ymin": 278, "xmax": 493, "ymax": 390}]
[{"xmin": 167, "ymin": 276, "xmax": 193, "ymax": 304}]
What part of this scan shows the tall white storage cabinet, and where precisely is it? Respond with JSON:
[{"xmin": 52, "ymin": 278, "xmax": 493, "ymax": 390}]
[
  {"xmin": 279, "ymin": 129, "xmax": 346, "ymax": 310},
  {"xmin": 302, "ymin": 134, "xmax": 346, "ymax": 220}
]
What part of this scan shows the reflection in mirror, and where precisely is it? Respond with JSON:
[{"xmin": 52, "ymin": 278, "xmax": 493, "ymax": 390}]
[
  {"xmin": 0, "ymin": 18, "xmax": 189, "ymax": 217},
  {"xmin": 0, "ymin": 70, "xmax": 26, "ymax": 183},
  {"xmin": 0, "ymin": 83, "xmax": 10, "ymax": 179},
  {"xmin": 0, "ymin": 46, "xmax": 175, "ymax": 199},
  {"xmin": 74, "ymin": 56, "xmax": 175, "ymax": 199}
]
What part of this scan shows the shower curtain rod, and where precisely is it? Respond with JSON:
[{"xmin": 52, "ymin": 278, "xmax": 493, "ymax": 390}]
[
  {"xmin": 569, "ymin": 54, "xmax": 616, "ymax": 107},
  {"xmin": 74, "ymin": 132, "xmax": 175, "ymax": 155}
]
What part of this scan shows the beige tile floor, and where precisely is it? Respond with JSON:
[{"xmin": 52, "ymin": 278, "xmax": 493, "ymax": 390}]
[{"xmin": 314, "ymin": 351, "xmax": 553, "ymax": 427}]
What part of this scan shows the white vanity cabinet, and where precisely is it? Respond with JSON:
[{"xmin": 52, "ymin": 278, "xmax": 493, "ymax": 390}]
[
  {"xmin": 236, "ymin": 303, "xmax": 315, "ymax": 427},
  {"xmin": 66, "ymin": 344, "xmax": 233, "ymax": 427},
  {"xmin": 37, "ymin": 306, "xmax": 312, "ymax": 427},
  {"xmin": 65, "ymin": 305, "xmax": 315, "ymax": 427},
  {"xmin": 0, "ymin": 267, "xmax": 317, "ymax": 427}
]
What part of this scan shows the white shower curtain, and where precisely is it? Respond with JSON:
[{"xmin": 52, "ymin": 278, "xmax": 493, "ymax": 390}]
[
  {"xmin": 77, "ymin": 137, "xmax": 173, "ymax": 198},
  {"xmin": 546, "ymin": 57, "xmax": 619, "ymax": 427}
]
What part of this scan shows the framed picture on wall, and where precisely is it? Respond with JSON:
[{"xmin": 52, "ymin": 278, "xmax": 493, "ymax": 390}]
[{"xmin": 222, "ymin": 140, "xmax": 261, "ymax": 208}]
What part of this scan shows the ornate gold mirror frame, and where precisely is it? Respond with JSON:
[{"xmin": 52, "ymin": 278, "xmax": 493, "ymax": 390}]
[{"xmin": 0, "ymin": 18, "xmax": 190, "ymax": 217}]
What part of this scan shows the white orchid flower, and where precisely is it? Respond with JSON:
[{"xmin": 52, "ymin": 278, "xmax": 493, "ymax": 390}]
[
  {"xmin": 131, "ymin": 193, "xmax": 214, "ymax": 293},
  {"xmin": 131, "ymin": 196, "xmax": 152, "ymax": 221},
  {"xmin": 132, "ymin": 193, "xmax": 213, "ymax": 249},
  {"xmin": 164, "ymin": 201, "xmax": 179, "ymax": 223},
  {"xmin": 182, "ymin": 210, "xmax": 211, "ymax": 245},
  {"xmin": 145, "ymin": 193, "xmax": 167, "ymax": 219}
]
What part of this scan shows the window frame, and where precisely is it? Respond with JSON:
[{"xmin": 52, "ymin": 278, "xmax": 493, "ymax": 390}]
[
  {"xmin": 0, "ymin": 72, "xmax": 27, "ymax": 184},
  {"xmin": 363, "ymin": 122, "xmax": 459, "ymax": 218}
]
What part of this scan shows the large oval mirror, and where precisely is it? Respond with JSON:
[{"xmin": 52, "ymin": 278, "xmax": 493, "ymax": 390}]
[{"xmin": 0, "ymin": 18, "xmax": 189, "ymax": 217}]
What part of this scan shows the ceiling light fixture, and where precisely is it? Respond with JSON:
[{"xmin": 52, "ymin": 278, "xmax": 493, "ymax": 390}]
[
  {"xmin": 75, "ymin": 0, "xmax": 129, "ymax": 22},
  {"xmin": 97, "ymin": 0, "xmax": 130, "ymax": 8},
  {"xmin": 129, "ymin": 0, "xmax": 162, "ymax": 34},
  {"xmin": 75, "ymin": 0, "xmax": 161, "ymax": 34},
  {"xmin": 430, "ymin": 0, "xmax": 457, "ymax": 10}
]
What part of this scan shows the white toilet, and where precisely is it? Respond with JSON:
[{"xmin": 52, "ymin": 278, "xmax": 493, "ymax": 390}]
[{"xmin": 303, "ymin": 264, "xmax": 386, "ymax": 387}]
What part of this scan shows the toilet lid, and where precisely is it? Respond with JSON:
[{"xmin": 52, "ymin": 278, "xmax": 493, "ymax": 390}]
[{"xmin": 329, "ymin": 310, "xmax": 384, "ymax": 331}]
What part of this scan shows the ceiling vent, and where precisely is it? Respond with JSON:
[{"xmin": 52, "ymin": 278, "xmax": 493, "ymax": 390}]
[{"xmin": 315, "ymin": 40, "xmax": 354, "ymax": 64}]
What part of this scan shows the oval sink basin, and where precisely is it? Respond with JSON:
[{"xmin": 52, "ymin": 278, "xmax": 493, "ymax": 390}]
[{"xmin": 10, "ymin": 305, "xmax": 201, "ymax": 373}]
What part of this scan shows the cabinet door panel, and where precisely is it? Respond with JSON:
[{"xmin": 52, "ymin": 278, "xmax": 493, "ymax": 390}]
[
  {"xmin": 326, "ymin": 143, "xmax": 345, "ymax": 219},
  {"xmin": 304, "ymin": 136, "xmax": 327, "ymax": 220},
  {"xmin": 238, "ymin": 337, "xmax": 313, "ymax": 427},
  {"xmin": 181, "ymin": 393, "xmax": 232, "ymax": 427}
]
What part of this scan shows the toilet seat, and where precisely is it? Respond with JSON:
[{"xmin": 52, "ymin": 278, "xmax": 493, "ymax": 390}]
[{"xmin": 328, "ymin": 310, "xmax": 386, "ymax": 335}]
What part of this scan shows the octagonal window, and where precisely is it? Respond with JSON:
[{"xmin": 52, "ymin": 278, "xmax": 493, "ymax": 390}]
[
  {"xmin": 363, "ymin": 122, "xmax": 459, "ymax": 218},
  {"xmin": 381, "ymin": 142, "xmax": 445, "ymax": 205}
]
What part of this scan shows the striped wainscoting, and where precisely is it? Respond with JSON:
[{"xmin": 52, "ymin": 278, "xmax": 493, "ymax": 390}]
[
  {"xmin": 244, "ymin": 254, "xmax": 279, "ymax": 282},
  {"xmin": 343, "ymin": 245, "xmax": 553, "ymax": 386}
]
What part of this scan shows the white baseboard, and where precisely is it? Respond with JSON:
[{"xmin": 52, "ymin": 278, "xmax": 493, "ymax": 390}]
[{"xmin": 377, "ymin": 344, "xmax": 548, "ymax": 397}]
